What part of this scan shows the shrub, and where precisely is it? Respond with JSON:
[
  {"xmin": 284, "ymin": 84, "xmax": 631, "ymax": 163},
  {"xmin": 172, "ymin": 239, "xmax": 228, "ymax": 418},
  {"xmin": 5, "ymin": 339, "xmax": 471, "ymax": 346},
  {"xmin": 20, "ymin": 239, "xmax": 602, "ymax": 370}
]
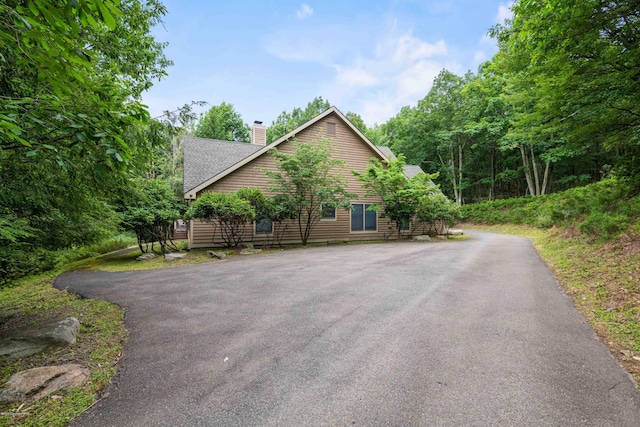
[
  {"xmin": 578, "ymin": 213, "xmax": 629, "ymax": 240},
  {"xmin": 186, "ymin": 192, "xmax": 255, "ymax": 247}
]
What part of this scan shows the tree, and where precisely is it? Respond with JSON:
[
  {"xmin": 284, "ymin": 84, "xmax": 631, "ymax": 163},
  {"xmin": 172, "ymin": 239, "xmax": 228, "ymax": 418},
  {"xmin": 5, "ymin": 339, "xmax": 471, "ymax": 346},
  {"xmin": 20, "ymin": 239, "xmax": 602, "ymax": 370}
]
[
  {"xmin": 0, "ymin": 0, "xmax": 173, "ymax": 282},
  {"xmin": 263, "ymin": 139, "xmax": 354, "ymax": 245},
  {"xmin": 194, "ymin": 102, "xmax": 250, "ymax": 142},
  {"xmin": 186, "ymin": 192, "xmax": 255, "ymax": 247},
  {"xmin": 345, "ymin": 112, "xmax": 368, "ymax": 134},
  {"xmin": 121, "ymin": 179, "xmax": 184, "ymax": 253},
  {"xmin": 491, "ymin": 0, "xmax": 640, "ymax": 180},
  {"xmin": 267, "ymin": 96, "xmax": 331, "ymax": 143},
  {"xmin": 354, "ymin": 154, "xmax": 441, "ymax": 238}
]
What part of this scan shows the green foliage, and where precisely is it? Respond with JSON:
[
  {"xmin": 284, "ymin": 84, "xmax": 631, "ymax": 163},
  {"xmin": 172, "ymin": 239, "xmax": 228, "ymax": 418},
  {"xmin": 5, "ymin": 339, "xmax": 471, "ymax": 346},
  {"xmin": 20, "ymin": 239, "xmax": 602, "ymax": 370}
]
[
  {"xmin": 121, "ymin": 179, "xmax": 184, "ymax": 253},
  {"xmin": 578, "ymin": 213, "xmax": 629, "ymax": 240},
  {"xmin": 461, "ymin": 178, "xmax": 639, "ymax": 240},
  {"xmin": 354, "ymin": 154, "xmax": 455, "ymax": 237},
  {"xmin": 345, "ymin": 111, "xmax": 368, "ymax": 133},
  {"xmin": 194, "ymin": 102, "xmax": 250, "ymax": 142},
  {"xmin": 186, "ymin": 192, "xmax": 255, "ymax": 247},
  {"xmin": 236, "ymin": 187, "xmax": 269, "ymax": 220},
  {"xmin": 266, "ymin": 97, "xmax": 331, "ymax": 143},
  {"xmin": 263, "ymin": 139, "xmax": 354, "ymax": 245}
]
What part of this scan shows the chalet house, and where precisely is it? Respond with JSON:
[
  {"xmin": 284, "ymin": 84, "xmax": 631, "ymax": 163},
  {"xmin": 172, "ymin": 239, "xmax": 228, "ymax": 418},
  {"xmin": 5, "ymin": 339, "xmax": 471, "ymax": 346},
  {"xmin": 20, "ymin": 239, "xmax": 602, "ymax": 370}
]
[{"xmin": 183, "ymin": 107, "xmax": 426, "ymax": 248}]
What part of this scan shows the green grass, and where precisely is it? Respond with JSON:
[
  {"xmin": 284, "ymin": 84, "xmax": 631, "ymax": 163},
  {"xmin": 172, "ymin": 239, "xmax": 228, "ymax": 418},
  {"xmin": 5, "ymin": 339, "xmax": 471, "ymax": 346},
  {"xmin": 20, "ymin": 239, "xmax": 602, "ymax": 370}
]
[
  {"xmin": 0, "ymin": 273, "xmax": 126, "ymax": 426},
  {"xmin": 462, "ymin": 222, "xmax": 640, "ymax": 383}
]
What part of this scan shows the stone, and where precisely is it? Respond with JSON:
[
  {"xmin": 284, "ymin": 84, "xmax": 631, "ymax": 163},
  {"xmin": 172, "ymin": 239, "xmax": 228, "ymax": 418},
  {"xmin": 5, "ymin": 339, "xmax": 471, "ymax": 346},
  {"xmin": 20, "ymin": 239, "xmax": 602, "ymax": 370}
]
[
  {"xmin": 0, "ymin": 318, "xmax": 80, "ymax": 359},
  {"xmin": 164, "ymin": 252, "xmax": 187, "ymax": 261},
  {"xmin": 412, "ymin": 235, "xmax": 432, "ymax": 242},
  {"xmin": 207, "ymin": 251, "xmax": 227, "ymax": 259},
  {"xmin": 136, "ymin": 253, "xmax": 157, "ymax": 261},
  {"xmin": 0, "ymin": 364, "xmax": 90, "ymax": 403},
  {"xmin": 240, "ymin": 248, "xmax": 262, "ymax": 255},
  {"xmin": 239, "ymin": 242, "xmax": 254, "ymax": 250},
  {"xmin": 37, "ymin": 317, "xmax": 80, "ymax": 345},
  {"xmin": 447, "ymin": 229, "xmax": 464, "ymax": 235},
  {"xmin": 435, "ymin": 235, "xmax": 447, "ymax": 240}
]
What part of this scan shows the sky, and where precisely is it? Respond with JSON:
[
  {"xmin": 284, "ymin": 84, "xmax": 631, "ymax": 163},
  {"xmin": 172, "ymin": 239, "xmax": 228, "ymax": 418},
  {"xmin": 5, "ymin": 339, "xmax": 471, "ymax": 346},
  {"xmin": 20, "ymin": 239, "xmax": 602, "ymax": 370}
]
[{"xmin": 142, "ymin": 1, "xmax": 513, "ymax": 128}]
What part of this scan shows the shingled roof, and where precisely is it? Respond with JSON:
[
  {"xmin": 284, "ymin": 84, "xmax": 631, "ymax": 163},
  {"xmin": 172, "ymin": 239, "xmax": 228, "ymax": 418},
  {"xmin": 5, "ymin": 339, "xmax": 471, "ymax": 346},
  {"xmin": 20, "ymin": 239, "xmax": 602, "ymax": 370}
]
[{"xmin": 183, "ymin": 136, "xmax": 262, "ymax": 194}]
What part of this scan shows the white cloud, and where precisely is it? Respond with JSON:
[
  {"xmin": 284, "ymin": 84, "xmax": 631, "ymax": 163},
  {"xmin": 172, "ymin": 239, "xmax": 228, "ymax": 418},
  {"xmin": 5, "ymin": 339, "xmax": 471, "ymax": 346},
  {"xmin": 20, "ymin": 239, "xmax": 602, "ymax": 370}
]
[
  {"xmin": 322, "ymin": 31, "xmax": 455, "ymax": 126},
  {"xmin": 496, "ymin": 2, "xmax": 514, "ymax": 24},
  {"xmin": 335, "ymin": 66, "xmax": 379, "ymax": 88},
  {"xmin": 296, "ymin": 3, "xmax": 313, "ymax": 20}
]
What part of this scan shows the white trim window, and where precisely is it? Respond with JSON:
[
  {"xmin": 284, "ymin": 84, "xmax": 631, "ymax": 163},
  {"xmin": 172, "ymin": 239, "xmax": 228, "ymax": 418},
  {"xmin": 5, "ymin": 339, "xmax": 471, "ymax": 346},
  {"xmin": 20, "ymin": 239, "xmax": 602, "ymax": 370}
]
[
  {"xmin": 321, "ymin": 204, "xmax": 337, "ymax": 221},
  {"xmin": 351, "ymin": 203, "xmax": 377, "ymax": 232}
]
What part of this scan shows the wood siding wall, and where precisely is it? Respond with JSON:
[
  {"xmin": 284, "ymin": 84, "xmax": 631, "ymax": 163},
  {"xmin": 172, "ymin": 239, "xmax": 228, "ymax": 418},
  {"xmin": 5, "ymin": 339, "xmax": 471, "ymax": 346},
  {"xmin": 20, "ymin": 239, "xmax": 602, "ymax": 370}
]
[{"xmin": 189, "ymin": 113, "xmax": 398, "ymax": 248}]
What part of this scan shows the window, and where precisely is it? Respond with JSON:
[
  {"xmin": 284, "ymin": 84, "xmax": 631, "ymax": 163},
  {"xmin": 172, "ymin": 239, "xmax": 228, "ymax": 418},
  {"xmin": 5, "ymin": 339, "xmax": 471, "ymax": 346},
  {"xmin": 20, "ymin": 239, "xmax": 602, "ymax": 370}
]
[
  {"xmin": 255, "ymin": 218, "xmax": 272, "ymax": 234},
  {"xmin": 321, "ymin": 204, "xmax": 336, "ymax": 220},
  {"xmin": 400, "ymin": 219, "xmax": 411, "ymax": 230},
  {"xmin": 351, "ymin": 203, "xmax": 376, "ymax": 232},
  {"xmin": 326, "ymin": 122, "xmax": 336, "ymax": 136}
]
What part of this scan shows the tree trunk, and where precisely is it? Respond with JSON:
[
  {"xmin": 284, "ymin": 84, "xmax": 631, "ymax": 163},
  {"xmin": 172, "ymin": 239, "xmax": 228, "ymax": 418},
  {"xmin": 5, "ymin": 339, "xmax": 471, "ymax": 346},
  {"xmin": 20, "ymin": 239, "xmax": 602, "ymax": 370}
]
[
  {"xmin": 457, "ymin": 143, "xmax": 463, "ymax": 206},
  {"xmin": 530, "ymin": 145, "xmax": 541, "ymax": 196},
  {"xmin": 520, "ymin": 145, "xmax": 536, "ymax": 197},
  {"xmin": 490, "ymin": 144, "xmax": 496, "ymax": 201},
  {"xmin": 541, "ymin": 159, "xmax": 551, "ymax": 195}
]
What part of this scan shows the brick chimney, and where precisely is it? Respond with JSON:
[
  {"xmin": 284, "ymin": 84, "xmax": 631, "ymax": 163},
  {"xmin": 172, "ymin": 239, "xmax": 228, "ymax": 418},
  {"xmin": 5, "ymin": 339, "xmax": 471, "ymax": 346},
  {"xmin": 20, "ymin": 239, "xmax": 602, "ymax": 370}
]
[{"xmin": 251, "ymin": 121, "xmax": 267, "ymax": 146}]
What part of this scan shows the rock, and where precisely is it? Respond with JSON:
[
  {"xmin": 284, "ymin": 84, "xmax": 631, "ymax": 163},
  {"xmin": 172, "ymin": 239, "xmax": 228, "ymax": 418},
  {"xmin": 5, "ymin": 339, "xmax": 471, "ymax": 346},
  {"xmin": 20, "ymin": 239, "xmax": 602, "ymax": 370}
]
[
  {"xmin": 38, "ymin": 317, "xmax": 80, "ymax": 345},
  {"xmin": 164, "ymin": 252, "xmax": 187, "ymax": 261},
  {"xmin": 435, "ymin": 235, "xmax": 447, "ymax": 240},
  {"xmin": 0, "ymin": 364, "xmax": 90, "ymax": 403},
  {"xmin": 621, "ymin": 349, "xmax": 633, "ymax": 357},
  {"xmin": 448, "ymin": 229, "xmax": 464, "ymax": 235},
  {"xmin": 136, "ymin": 253, "xmax": 157, "ymax": 261},
  {"xmin": 239, "ymin": 242, "xmax": 254, "ymax": 250},
  {"xmin": 412, "ymin": 235, "xmax": 432, "ymax": 242},
  {"xmin": 240, "ymin": 248, "xmax": 262, "ymax": 255},
  {"xmin": 207, "ymin": 251, "xmax": 227, "ymax": 259},
  {"xmin": 0, "ymin": 318, "xmax": 80, "ymax": 359}
]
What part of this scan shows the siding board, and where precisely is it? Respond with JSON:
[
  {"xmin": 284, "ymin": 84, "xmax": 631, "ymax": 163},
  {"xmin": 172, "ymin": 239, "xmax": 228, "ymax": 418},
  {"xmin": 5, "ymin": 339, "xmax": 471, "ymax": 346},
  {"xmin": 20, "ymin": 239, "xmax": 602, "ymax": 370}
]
[{"xmin": 190, "ymin": 112, "xmax": 401, "ymax": 247}]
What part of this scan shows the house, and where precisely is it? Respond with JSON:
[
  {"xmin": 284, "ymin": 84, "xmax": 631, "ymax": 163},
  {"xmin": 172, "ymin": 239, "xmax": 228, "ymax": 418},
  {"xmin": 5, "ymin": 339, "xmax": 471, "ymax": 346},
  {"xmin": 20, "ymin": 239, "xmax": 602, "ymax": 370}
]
[{"xmin": 183, "ymin": 106, "xmax": 424, "ymax": 248}]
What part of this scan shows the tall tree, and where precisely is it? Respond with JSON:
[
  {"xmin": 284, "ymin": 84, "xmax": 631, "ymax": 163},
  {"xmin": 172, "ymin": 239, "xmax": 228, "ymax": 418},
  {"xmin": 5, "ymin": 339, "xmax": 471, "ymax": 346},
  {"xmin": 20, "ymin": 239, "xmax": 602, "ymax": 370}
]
[
  {"xmin": 267, "ymin": 96, "xmax": 331, "ymax": 143},
  {"xmin": 263, "ymin": 139, "xmax": 354, "ymax": 245},
  {"xmin": 492, "ymin": 0, "xmax": 640, "ymax": 178},
  {"xmin": 194, "ymin": 102, "xmax": 250, "ymax": 142},
  {"xmin": 0, "ymin": 0, "xmax": 172, "ymax": 281},
  {"xmin": 345, "ymin": 111, "xmax": 368, "ymax": 134}
]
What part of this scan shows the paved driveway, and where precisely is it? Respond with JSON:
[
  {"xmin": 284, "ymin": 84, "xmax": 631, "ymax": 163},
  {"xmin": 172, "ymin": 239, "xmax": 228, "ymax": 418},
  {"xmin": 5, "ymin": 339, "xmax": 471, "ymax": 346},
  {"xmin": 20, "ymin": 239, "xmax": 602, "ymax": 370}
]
[{"xmin": 55, "ymin": 231, "xmax": 640, "ymax": 426}]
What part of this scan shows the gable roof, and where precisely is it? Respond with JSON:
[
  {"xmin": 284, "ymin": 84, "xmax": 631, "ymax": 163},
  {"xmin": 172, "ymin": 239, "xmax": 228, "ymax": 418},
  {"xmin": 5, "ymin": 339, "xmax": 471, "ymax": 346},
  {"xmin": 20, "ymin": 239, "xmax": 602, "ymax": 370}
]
[
  {"xmin": 183, "ymin": 106, "xmax": 390, "ymax": 199},
  {"xmin": 403, "ymin": 165, "xmax": 425, "ymax": 179},
  {"xmin": 183, "ymin": 137, "xmax": 262, "ymax": 195},
  {"xmin": 376, "ymin": 145, "xmax": 396, "ymax": 160}
]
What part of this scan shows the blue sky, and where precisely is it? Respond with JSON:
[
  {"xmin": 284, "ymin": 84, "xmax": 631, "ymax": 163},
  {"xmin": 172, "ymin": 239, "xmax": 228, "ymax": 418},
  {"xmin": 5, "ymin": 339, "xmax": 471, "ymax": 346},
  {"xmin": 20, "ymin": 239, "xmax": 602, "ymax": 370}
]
[{"xmin": 142, "ymin": 1, "xmax": 513, "ymax": 128}]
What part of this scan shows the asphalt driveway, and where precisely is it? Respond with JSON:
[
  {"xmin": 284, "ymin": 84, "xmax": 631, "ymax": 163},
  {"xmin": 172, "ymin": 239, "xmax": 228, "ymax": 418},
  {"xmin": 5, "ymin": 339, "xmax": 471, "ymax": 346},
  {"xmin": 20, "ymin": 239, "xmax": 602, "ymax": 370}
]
[{"xmin": 55, "ymin": 231, "xmax": 640, "ymax": 426}]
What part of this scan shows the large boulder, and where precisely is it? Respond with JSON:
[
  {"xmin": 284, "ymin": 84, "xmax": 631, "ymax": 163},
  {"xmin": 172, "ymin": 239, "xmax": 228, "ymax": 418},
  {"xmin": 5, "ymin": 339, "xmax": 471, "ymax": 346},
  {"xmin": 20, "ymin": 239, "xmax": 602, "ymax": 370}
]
[
  {"xmin": 0, "ymin": 364, "xmax": 90, "ymax": 403},
  {"xmin": 0, "ymin": 318, "xmax": 80, "ymax": 359}
]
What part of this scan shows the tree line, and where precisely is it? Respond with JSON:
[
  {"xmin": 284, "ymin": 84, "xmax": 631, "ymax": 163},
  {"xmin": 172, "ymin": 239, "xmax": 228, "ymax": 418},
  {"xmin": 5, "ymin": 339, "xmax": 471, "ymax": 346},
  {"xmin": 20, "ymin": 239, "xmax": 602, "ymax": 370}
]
[{"xmin": 2, "ymin": 0, "xmax": 637, "ymax": 282}]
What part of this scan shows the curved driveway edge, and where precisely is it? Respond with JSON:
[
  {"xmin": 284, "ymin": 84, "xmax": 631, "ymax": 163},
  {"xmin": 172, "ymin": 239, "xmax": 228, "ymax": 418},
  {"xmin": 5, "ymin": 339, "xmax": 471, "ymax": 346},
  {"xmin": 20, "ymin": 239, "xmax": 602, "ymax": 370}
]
[{"xmin": 55, "ymin": 231, "xmax": 640, "ymax": 426}]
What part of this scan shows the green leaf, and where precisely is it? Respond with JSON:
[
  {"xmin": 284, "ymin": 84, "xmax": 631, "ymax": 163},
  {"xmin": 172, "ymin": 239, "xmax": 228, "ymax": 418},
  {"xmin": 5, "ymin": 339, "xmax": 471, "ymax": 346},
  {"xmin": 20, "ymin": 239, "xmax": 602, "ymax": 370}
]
[{"xmin": 99, "ymin": 3, "xmax": 116, "ymax": 29}]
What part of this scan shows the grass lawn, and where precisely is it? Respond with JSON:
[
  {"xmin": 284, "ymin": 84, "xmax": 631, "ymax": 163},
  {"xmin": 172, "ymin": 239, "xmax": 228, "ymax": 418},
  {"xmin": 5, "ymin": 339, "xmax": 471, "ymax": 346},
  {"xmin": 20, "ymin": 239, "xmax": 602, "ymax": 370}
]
[{"xmin": 0, "ymin": 272, "xmax": 125, "ymax": 427}]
